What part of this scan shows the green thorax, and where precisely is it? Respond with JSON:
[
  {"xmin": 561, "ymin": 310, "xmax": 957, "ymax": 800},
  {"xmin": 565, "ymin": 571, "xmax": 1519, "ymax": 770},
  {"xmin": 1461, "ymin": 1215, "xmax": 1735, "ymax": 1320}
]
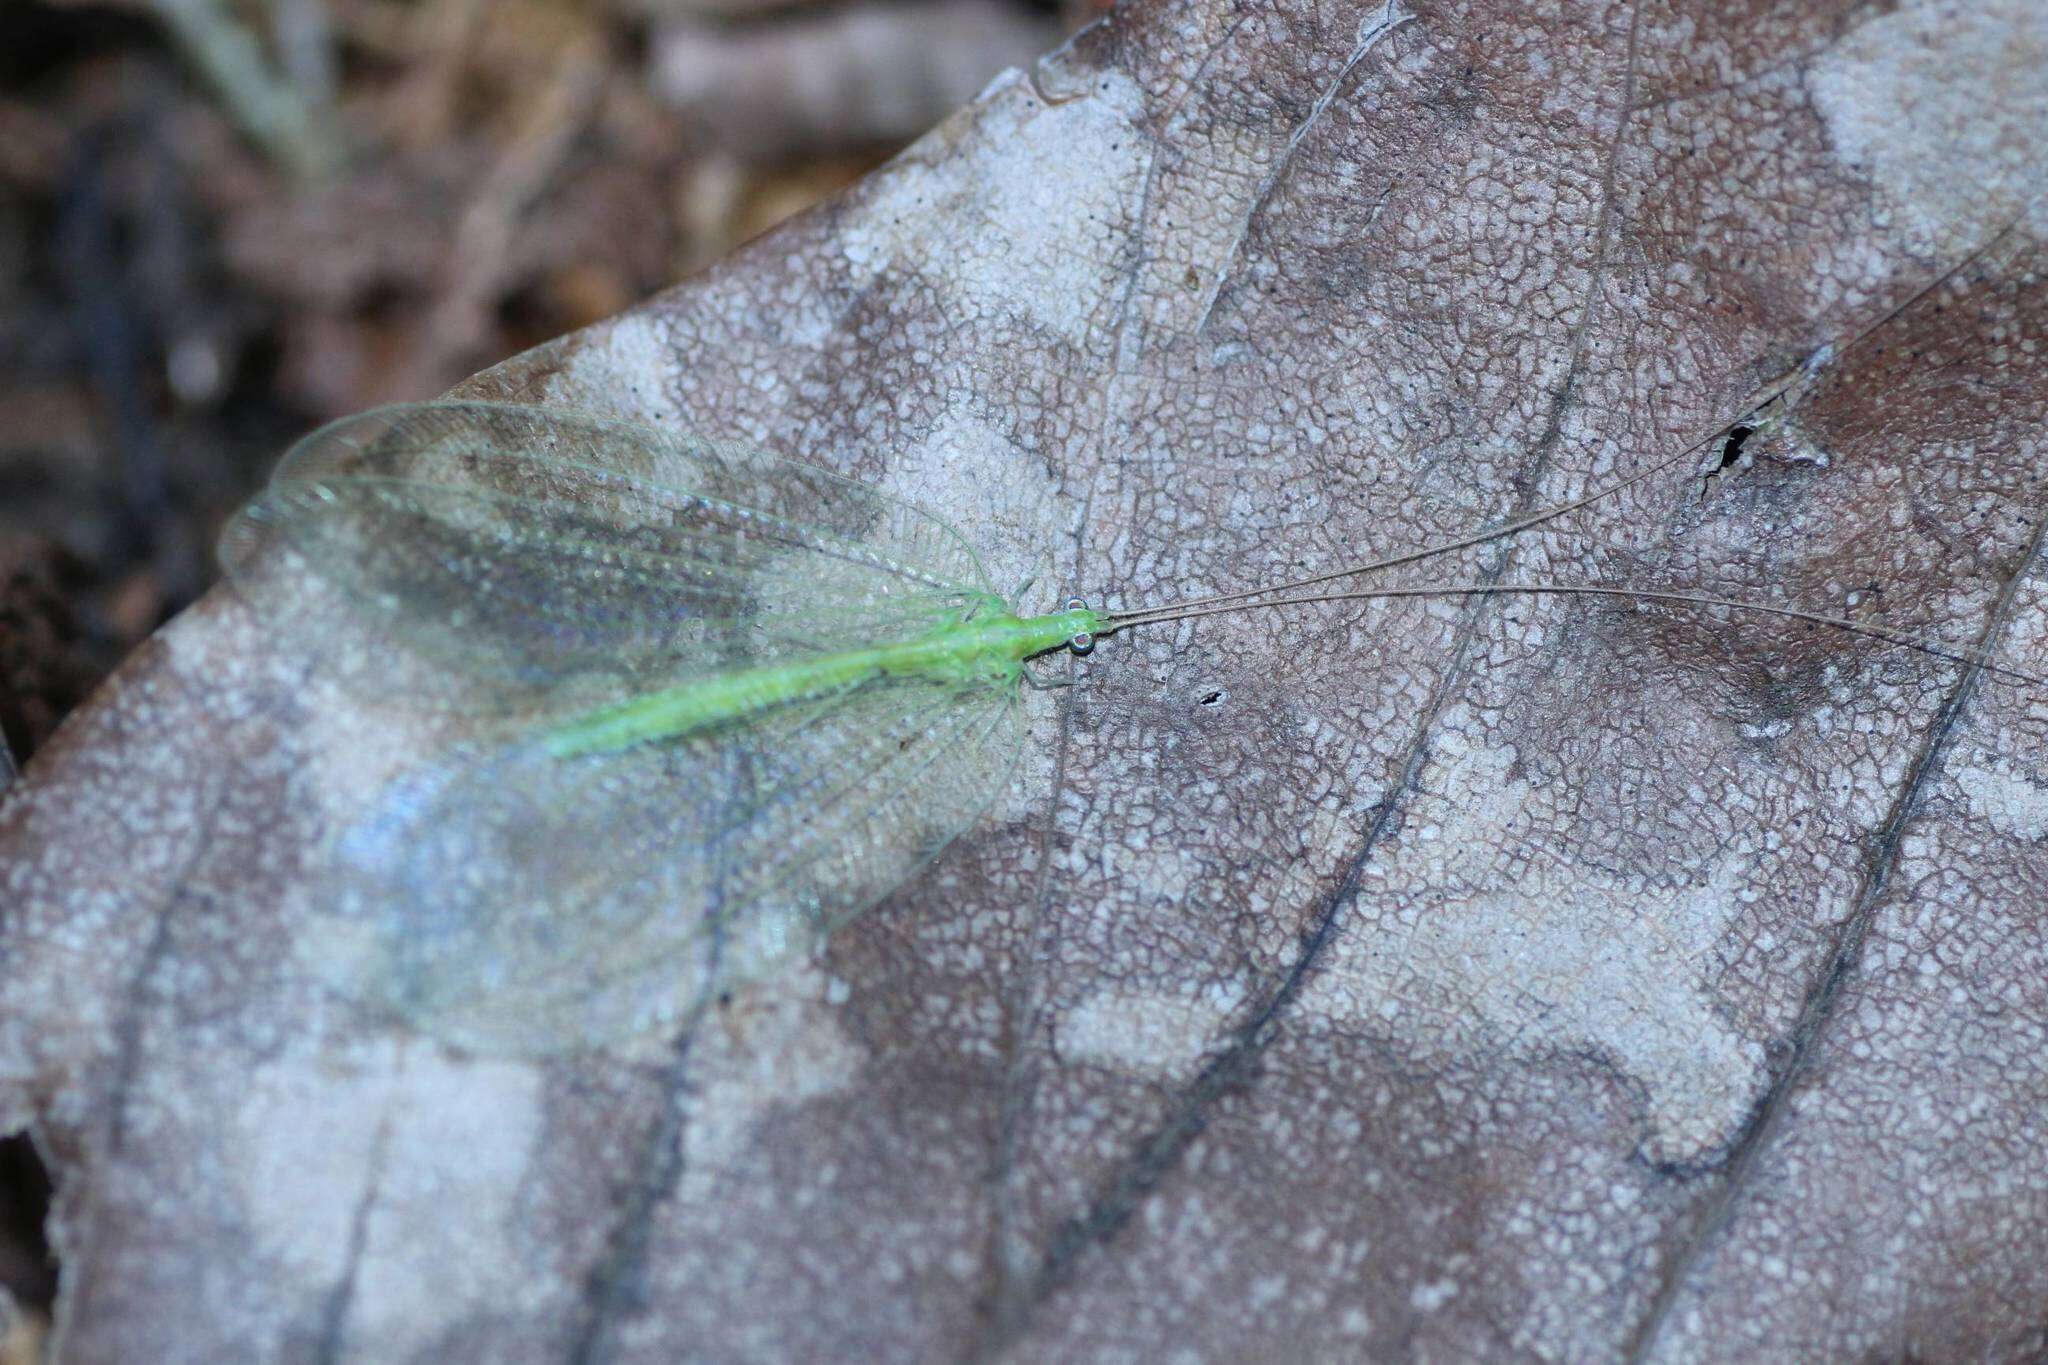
[{"xmin": 546, "ymin": 599, "xmax": 1106, "ymax": 757}]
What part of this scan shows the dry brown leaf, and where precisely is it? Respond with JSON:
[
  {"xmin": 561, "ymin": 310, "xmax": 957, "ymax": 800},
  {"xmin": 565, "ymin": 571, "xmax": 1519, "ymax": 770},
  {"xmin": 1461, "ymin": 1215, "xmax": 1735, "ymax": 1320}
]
[{"xmin": 6, "ymin": 0, "xmax": 2048, "ymax": 1358}]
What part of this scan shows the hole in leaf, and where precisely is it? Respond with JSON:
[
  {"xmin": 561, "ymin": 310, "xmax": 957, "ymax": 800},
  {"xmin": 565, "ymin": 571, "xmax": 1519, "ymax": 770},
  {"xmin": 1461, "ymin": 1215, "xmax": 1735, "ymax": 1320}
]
[
  {"xmin": 1716, "ymin": 423, "xmax": 1755, "ymax": 470},
  {"xmin": 0, "ymin": 1132, "xmax": 56, "ymax": 1313}
]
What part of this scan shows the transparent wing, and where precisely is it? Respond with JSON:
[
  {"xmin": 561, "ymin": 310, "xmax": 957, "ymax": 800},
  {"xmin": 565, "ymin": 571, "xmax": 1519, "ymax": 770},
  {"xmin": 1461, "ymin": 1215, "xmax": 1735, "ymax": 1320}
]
[
  {"xmin": 300, "ymin": 672, "xmax": 1026, "ymax": 1055},
  {"xmin": 219, "ymin": 401, "xmax": 1001, "ymax": 712}
]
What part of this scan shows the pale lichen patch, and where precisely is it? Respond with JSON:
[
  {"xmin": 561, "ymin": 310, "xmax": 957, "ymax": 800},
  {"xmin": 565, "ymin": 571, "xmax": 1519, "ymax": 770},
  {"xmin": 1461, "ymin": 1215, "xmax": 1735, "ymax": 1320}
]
[
  {"xmin": 1060, "ymin": 979, "xmax": 1248, "ymax": 1075},
  {"xmin": 1299, "ymin": 727, "xmax": 1770, "ymax": 1165},
  {"xmin": 678, "ymin": 971, "xmax": 864, "ymax": 1199},
  {"xmin": 1808, "ymin": 0, "xmax": 2048, "ymax": 255},
  {"xmin": 1952, "ymin": 757, "xmax": 2048, "ymax": 842},
  {"xmin": 235, "ymin": 1041, "xmax": 542, "ymax": 1354},
  {"xmin": 833, "ymin": 67, "xmax": 1146, "ymax": 351},
  {"xmin": 539, "ymin": 311, "xmax": 686, "ymax": 428}
]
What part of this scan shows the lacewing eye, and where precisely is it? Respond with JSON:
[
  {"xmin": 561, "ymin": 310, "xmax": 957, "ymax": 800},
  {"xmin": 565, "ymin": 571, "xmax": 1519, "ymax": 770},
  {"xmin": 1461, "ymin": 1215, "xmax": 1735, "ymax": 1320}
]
[{"xmin": 1064, "ymin": 596, "xmax": 1096, "ymax": 654}]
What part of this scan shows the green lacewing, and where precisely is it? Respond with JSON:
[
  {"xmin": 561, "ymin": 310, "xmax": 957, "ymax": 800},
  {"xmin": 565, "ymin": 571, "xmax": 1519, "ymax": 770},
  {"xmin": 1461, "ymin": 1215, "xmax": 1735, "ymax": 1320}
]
[{"xmin": 221, "ymin": 389, "xmax": 2036, "ymax": 1055}]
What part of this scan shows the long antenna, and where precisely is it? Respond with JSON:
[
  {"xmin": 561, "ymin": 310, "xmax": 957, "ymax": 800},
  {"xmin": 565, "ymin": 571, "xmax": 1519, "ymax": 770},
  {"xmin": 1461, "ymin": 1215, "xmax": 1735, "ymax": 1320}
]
[
  {"xmin": 1100, "ymin": 581, "xmax": 2048, "ymax": 690},
  {"xmin": 1112, "ymin": 427, "xmax": 1719, "ymax": 620},
  {"xmin": 1112, "ymin": 213, "xmax": 2031, "ymax": 624}
]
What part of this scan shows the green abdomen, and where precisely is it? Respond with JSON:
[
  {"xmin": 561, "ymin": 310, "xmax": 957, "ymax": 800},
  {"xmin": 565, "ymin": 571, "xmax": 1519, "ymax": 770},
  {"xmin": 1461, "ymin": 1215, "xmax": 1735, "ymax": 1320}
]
[{"xmin": 542, "ymin": 604, "xmax": 1098, "ymax": 758}]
